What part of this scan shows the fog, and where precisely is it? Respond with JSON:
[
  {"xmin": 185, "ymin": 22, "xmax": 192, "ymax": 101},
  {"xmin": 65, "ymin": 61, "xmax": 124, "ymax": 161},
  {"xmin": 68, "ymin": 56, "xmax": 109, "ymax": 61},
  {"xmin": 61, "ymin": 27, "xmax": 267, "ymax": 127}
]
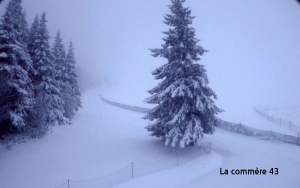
[{"xmin": 1, "ymin": 0, "xmax": 300, "ymax": 115}]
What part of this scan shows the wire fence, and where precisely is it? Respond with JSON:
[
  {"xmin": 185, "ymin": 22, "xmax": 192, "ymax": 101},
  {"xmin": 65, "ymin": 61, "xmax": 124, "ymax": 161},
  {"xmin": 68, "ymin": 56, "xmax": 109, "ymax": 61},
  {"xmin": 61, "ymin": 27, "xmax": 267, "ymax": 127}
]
[
  {"xmin": 100, "ymin": 94, "xmax": 300, "ymax": 146},
  {"xmin": 54, "ymin": 141, "xmax": 211, "ymax": 188},
  {"xmin": 254, "ymin": 107, "xmax": 300, "ymax": 134},
  {"xmin": 217, "ymin": 120, "xmax": 300, "ymax": 146}
]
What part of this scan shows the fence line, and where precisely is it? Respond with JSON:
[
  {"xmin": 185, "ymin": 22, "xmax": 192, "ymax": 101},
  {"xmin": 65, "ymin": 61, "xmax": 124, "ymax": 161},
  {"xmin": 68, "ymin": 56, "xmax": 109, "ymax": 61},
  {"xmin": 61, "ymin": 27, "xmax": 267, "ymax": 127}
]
[
  {"xmin": 55, "ymin": 141, "xmax": 211, "ymax": 188},
  {"xmin": 100, "ymin": 94, "xmax": 150, "ymax": 114},
  {"xmin": 100, "ymin": 95, "xmax": 300, "ymax": 146},
  {"xmin": 254, "ymin": 107, "xmax": 300, "ymax": 134},
  {"xmin": 217, "ymin": 120, "xmax": 300, "ymax": 146}
]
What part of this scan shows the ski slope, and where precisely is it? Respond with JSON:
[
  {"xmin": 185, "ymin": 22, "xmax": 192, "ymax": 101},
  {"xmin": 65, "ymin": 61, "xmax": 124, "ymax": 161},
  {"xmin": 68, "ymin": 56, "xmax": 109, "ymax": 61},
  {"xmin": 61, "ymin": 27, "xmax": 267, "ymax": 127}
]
[{"xmin": 0, "ymin": 87, "xmax": 300, "ymax": 188}]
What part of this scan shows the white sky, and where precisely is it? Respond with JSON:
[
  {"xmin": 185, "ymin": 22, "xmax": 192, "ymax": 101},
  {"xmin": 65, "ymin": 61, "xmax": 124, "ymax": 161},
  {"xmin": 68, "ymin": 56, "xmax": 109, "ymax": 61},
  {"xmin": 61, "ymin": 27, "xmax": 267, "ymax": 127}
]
[{"xmin": 0, "ymin": 0, "xmax": 300, "ymax": 112}]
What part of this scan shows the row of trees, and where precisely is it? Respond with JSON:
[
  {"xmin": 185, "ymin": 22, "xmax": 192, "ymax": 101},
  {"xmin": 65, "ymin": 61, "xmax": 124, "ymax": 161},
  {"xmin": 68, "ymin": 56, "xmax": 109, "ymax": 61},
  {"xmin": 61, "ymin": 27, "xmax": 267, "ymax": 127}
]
[{"xmin": 0, "ymin": 0, "xmax": 81, "ymax": 140}]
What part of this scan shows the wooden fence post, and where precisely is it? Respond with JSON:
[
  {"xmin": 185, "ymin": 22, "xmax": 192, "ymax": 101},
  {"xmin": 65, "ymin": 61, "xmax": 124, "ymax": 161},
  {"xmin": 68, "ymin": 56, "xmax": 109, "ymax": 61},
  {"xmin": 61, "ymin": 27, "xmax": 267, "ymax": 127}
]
[
  {"xmin": 176, "ymin": 151, "xmax": 179, "ymax": 166},
  {"xmin": 131, "ymin": 162, "xmax": 133, "ymax": 178},
  {"xmin": 280, "ymin": 118, "xmax": 281, "ymax": 126}
]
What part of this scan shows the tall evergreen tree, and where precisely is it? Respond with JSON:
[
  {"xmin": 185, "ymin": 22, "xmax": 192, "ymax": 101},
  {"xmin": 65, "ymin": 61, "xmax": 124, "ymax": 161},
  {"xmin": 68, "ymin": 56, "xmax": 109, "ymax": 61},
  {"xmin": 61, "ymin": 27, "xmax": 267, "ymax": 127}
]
[
  {"xmin": 52, "ymin": 32, "xmax": 72, "ymax": 118},
  {"xmin": 0, "ymin": 0, "xmax": 34, "ymax": 136},
  {"xmin": 144, "ymin": 0, "xmax": 222, "ymax": 148},
  {"xmin": 19, "ymin": 10, "xmax": 29, "ymax": 46},
  {"xmin": 28, "ymin": 14, "xmax": 39, "ymax": 62},
  {"xmin": 52, "ymin": 31, "xmax": 67, "ymax": 85},
  {"xmin": 63, "ymin": 41, "xmax": 82, "ymax": 118},
  {"xmin": 27, "ymin": 13, "xmax": 67, "ymax": 136},
  {"xmin": 66, "ymin": 42, "xmax": 81, "ymax": 107}
]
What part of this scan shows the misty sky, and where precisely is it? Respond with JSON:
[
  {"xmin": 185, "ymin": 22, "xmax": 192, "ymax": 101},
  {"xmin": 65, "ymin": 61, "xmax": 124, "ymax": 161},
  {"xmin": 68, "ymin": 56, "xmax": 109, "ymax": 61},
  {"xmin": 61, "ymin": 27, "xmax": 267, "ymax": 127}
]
[{"xmin": 0, "ymin": 0, "xmax": 299, "ymax": 115}]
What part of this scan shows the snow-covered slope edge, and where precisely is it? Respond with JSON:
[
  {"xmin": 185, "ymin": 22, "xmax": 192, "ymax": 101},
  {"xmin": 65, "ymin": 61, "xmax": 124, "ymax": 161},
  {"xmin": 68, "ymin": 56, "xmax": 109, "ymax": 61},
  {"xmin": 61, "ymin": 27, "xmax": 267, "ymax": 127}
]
[{"xmin": 100, "ymin": 94, "xmax": 150, "ymax": 114}]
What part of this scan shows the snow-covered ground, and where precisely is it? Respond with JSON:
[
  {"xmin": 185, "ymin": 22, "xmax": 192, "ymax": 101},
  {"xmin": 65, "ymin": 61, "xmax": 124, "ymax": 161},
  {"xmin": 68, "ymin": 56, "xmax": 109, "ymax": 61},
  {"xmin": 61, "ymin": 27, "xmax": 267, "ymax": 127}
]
[
  {"xmin": 0, "ymin": 87, "xmax": 204, "ymax": 188},
  {"xmin": 115, "ymin": 128, "xmax": 300, "ymax": 188},
  {"xmin": 1, "ymin": 87, "xmax": 300, "ymax": 188}
]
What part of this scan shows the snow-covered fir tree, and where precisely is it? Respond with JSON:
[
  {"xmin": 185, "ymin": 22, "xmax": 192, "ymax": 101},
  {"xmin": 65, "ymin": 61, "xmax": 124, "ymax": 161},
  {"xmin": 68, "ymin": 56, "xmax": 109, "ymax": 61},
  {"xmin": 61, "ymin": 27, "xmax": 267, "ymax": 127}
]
[
  {"xmin": 28, "ymin": 14, "xmax": 39, "ymax": 62},
  {"xmin": 19, "ymin": 10, "xmax": 29, "ymax": 46},
  {"xmin": 27, "ymin": 14, "xmax": 40, "ymax": 80},
  {"xmin": 144, "ymin": 0, "xmax": 222, "ymax": 148},
  {"xmin": 52, "ymin": 32, "xmax": 81, "ymax": 119},
  {"xmin": 63, "ymin": 41, "xmax": 82, "ymax": 118},
  {"xmin": 27, "ymin": 13, "xmax": 67, "ymax": 137},
  {"xmin": 0, "ymin": 0, "xmax": 35, "ymax": 136},
  {"xmin": 52, "ymin": 32, "xmax": 70, "ymax": 116},
  {"xmin": 52, "ymin": 31, "xmax": 67, "ymax": 85}
]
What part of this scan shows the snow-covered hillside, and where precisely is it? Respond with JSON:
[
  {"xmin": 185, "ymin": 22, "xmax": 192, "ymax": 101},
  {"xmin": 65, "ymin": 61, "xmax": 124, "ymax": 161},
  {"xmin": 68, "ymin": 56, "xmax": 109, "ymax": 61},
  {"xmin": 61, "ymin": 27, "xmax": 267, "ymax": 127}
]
[
  {"xmin": 1, "ymin": 87, "xmax": 300, "ymax": 188},
  {"xmin": 0, "ymin": 87, "xmax": 204, "ymax": 188},
  {"xmin": 1, "ymin": 0, "xmax": 300, "ymax": 187}
]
